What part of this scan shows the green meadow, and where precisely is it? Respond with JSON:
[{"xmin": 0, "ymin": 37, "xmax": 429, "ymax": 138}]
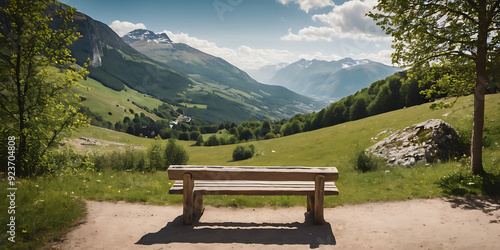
[
  {"xmin": 74, "ymin": 78, "xmax": 165, "ymax": 124},
  {"xmin": 2, "ymin": 94, "xmax": 499, "ymax": 249}
]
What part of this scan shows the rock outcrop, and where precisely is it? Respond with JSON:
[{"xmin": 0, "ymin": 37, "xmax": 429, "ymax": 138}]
[{"xmin": 368, "ymin": 119, "xmax": 461, "ymax": 167}]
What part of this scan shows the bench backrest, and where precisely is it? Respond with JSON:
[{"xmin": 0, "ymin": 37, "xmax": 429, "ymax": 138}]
[{"xmin": 168, "ymin": 165, "xmax": 339, "ymax": 182}]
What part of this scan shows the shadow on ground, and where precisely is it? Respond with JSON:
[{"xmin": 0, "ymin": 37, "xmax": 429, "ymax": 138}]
[
  {"xmin": 444, "ymin": 196, "xmax": 500, "ymax": 214},
  {"xmin": 136, "ymin": 213, "xmax": 336, "ymax": 249}
]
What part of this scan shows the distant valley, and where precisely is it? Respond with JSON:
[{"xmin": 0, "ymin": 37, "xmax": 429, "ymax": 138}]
[
  {"xmin": 260, "ymin": 58, "xmax": 401, "ymax": 101},
  {"xmin": 65, "ymin": 6, "xmax": 400, "ymax": 125},
  {"xmin": 67, "ymin": 12, "xmax": 321, "ymax": 125}
]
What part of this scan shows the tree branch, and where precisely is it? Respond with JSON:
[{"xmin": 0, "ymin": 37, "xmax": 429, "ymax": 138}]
[{"xmin": 487, "ymin": 0, "xmax": 500, "ymax": 24}]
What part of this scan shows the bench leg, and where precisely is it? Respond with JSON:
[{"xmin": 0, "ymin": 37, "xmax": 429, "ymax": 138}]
[
  {"xmin": 314, "ymin": 175, "xmax": 325, "ymax": 225},
  {"xmin": 194, "ymin": 193, "xmax": 204, "ymax": 214},
  {"xmin": 183, "ymin": 173, "xmax": 194, "ymax": 225},
  {"xmin": 307, "ymin": 195, "xmax": 315, "ymax": 214}
]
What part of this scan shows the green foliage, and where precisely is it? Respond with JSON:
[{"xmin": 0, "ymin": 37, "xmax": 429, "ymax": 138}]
[
  {"xmin": 164, "ymin": 139, "xmax": 189, "ymax": 169},
  {"xmin": 353, "ymin": 150, "xmax": 383, "ymax": 173},
  {"xmin": 205, "ymin": 134, "xmax": 221, "ymax": 146},
  {"xmin": 147, "ymin": 137, "xmax": 164, "ymax": 171},
  {"xmin": 195, "ymin": 134, "xmax": 204, "ymax": 146},
  {"xmin": 368, "ymin": 1, "xmax": 500, "ymax": 68},
  {"xmin": 369, "ymin": 0, "xmax": 500, "ymax": 174},
  {"xmin": 439, "ymin": 170, "xmax": 500, "ymax": 197},
  {"xmin": 232, "ymin": 145, "xmax": 255, "ymax": 161},
  {"xmin": 416, "ymin": 62, "xmax": 475, "ymax": 102},
  {"xmin": 0, "ymin": 0, "xmax": 89, "ymax": 177},
  {"xmin": 264, "ymin": 133, "xmax": 276, "ymax": 140}
]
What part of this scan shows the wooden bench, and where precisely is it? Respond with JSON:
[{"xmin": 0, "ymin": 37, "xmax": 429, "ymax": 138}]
[{"xmin": 167, "ymin": 165, "xmax": 339, "ymax": 225}]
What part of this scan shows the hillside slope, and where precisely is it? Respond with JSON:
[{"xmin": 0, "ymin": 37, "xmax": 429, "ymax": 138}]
[{"xmin": 73, "ymin": 94, "xmax": 500, "ymax": 169}]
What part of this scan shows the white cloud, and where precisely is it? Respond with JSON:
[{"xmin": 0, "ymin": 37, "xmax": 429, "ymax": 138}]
[
  {"xmin": 162, "ymin": 30, "xmax": 238, "ymax": 60},
  {"xmin": 281, "ymin": 0, "xmax": 389, "ymax": 41},
  {"xmin": 161, "ymin": 30, "xmax": 296, "ymax": 70},
  {"xmin": 109, "ymin": 20, "xmax": 147, "ymax": 36},
  {"xmin": 351, "ymin": 49, "xmax": 394, "ymax": 66},
  {"xmin": 281, "ymin": 27, "xmax": 337, "ymax": 41},
  {"xmin": 277, "ymin": 0, "xmax": 335, "ymax": 13},
  {"xmin": 237, "ymin": 46, "xmax": 296, "ymax": 69}
]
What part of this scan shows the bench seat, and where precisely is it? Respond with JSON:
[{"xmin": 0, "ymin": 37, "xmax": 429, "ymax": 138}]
[
  {"xmin": 167, "ymin": 165, "xmax": 339, "ymax": 225},
  {"xmin": 169, "ymin": 180, "xmax": 339, "ymax": 196}
]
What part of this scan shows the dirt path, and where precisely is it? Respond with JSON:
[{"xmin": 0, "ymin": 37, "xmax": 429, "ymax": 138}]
[{"xmin": 50, "ymin": 197, "xmax": 500, "ymax": 249}]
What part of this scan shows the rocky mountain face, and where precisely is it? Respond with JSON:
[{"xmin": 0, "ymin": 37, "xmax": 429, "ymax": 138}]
[
  {"xmin": 67, "ymin": 10, "xmax": 191, "ymax": 101},
  {"xmin": 270, "ymin": 58, "xmax": 401, "ymax": 101},
  {"xmin": 122, "ymin": 29, "xmax": 172, "ymax": 44},
  {"xmin": 368, "ymin": 119, "xmax": 462, "ymax": 167}
]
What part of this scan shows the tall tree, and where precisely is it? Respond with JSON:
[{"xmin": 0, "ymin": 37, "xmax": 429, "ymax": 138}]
[
  {"xmin": 369, "ymin": 0, "xmax": 500, "ymax": 174},
  {"xmin": 0, "ymin": 0, "xmax": 89, "ymax": 176}
]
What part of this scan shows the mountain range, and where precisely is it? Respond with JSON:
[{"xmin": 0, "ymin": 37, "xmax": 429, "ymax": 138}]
[
  {"xmin": 269, "ymin": 58, "xmax": 401, "ymax": 101},
  {"xmin": 65, "ymin": 11, "xmax": 320, "ymax": 124}
]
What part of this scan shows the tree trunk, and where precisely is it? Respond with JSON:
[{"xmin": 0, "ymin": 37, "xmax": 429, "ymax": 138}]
[
  {"xmin": 471, "ymin": 2, "xmax": 488, "ymax": 175},
  {"xmin": 471, "ymin": 61, "xmax": 487, "ymax": 175}
]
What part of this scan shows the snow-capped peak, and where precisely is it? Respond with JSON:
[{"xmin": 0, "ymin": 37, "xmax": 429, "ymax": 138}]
[{"xmin": 122, "ymin": 29, "xmax": 173, "ymax": 44}]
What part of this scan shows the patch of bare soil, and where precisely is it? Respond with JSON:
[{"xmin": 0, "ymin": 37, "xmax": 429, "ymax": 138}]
[{"xmin": 49, "ymin": 197, "xmax": 500, "ymax": 249}]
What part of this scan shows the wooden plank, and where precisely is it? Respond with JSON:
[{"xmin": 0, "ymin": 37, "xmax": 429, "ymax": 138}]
[
  {"xmin": 168, "ymin": 165, "xmax": 338, "ymax": 182},
  {"xmin": 182, "ymin": 173, "xmax": 194, "ymax": 225},
  {"xmin": 193, "ymin": 193, "xmax": 204, "ymax": 214},
  {"xmin": 314, "ymin": 175, "xmax": 325, "ymax": 225},
  {"xmin": 169, "ymin": 180, "xmax": 339, "ymax": 196},
  {"xmin": 307, "ymin": 195, "xmax": 314, "ymax": 213}
]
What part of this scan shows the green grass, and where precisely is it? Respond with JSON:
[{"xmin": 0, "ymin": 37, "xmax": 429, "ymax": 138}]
[
  {"xmin": 74, "ymin": 78, "xmax": 165, "ymax": 124},
  {"xmin": 0, "ymin": 179, "xmax": 85, "ymax": 250},
  {"xmin": 68, "ymin": 94, "xmax": 500, "ymax": 206},
  {"xmin": 3, "ymin": 94, "xmax": 499, "ymax": 249},
  {"xmin": 179, "ymin": 102, "xmax": 208, "ymax": 109}
]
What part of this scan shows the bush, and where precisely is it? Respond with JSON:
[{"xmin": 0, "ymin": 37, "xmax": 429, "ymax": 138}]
[
  {"xmin": 353, "ymin": 150, "xmax": 381, "ymax": 173},
  {"xmin": 147, "ymin": 139, "xmax": 164, "ymax": 171},
  {"xmin": 164, "ymin": 139, "xmax": 189, "ymax": 169},
  {"xmin": 205, "ymin": 134, "xmax": 220, "ymax": 146},
  {"xmin": 232, "ymin": 145, "xmax": 255, "ymax": 161},
  {"xmin": 264, "ymin": 132, "xmax": 276, "ymax": 140},
  {"xmin": 439, "ymin": 171, "xmax": 500, "ymax": 197},
  {"xmin": 195, "ymin": 134, "xmax": 204, "ymax": 146}
]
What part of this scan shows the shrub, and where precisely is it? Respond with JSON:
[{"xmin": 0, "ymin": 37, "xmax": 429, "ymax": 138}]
[
  {"xmin": 232, "ymin": 145, "xmax": 255, "ymax": 161},
  {"xmin": 164, "ymin": 139, "xmax": 189, "ymax": 169},
  {"xmin": 195, "ymin": 134, "xmax": 204, "ymax": 146},
  {"xmin": 353, "ymin": 150, "xmax": 381, "ymax": 173},
  {"xmin": 205, "ymin": 134, "xmax": 220, "ymax": 146},
  {"xmin": 147, "ymin": 139, "xmax": 164, "ymax": 171},
  {"xmin": 264, "ymin": 132, "xmax": 276, "ymax": 140}
]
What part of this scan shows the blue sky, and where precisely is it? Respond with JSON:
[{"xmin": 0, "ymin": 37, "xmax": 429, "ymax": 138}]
[{"xmin": 60, "ymin": 0, "xmax": 393, "ymax": 70}]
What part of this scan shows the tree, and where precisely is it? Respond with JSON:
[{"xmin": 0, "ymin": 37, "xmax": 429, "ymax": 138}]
[
  {"xmin": 147, "ymin": 137, "xmax": 164, "ymax": 171},
  {"xmin": 369, "ymin": 0, "xmax": 500, "ymax": 175},
  {"xmin": 0, "ymin": 0, "xmax": 89, "ymax": 176},
  {"xmin": 164, "ymin": 139, "xmax": 189, "ymax": 169},
  {"xmin": 205, "ymin": 134, "xmax": 220, "ymax": 146},
  {"xmin": 195, "ymin": 134, "xmax": 204, "ymax": 146},
  {"xmin": 350, "ymin": 98, "xmax": 369, "ymax": 121}
]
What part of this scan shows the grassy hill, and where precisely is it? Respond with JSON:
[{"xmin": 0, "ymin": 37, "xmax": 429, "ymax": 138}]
[
  {"xmin": 74, "ymin": 78, "xmax": 166, "ymax": 124},
  {"xmin": 73, "ymin": 93, "xmax": 500, "ymax": 166},
  {"xmin": 67, "ymin": 93, "xmax": 500, "ymax": 207},
  {"xmin": 64, "ymin": 93, "xmax": 500, "ymax": 207}
]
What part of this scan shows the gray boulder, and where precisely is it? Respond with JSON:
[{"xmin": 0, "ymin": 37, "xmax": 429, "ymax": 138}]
[{"xmin": 368, "ymin": 119, "xmax": 461, "ymax": 167}]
